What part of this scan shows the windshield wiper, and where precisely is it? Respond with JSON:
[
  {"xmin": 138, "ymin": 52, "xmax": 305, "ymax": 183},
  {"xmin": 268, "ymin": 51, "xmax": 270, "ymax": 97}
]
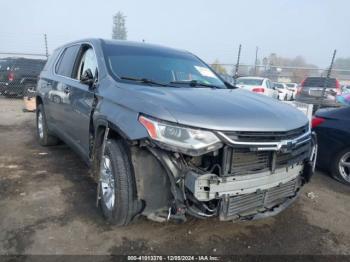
[
  {"xmin": 170, "ymin": 80, "xmax": 222, "ymax": 89},
  {"xmin": 120, "ymin": 76, "xmax": 170, "ymax": 87}
]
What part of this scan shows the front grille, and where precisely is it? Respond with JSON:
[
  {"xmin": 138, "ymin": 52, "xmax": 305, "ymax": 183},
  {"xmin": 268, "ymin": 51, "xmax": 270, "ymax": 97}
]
[
  {"xmin": 221, "ymin": 178, "xmax": 299, "ymax": 219},
  {"xmin": 222, "ymin": 142, "xmax": 310, "ymax": 176},
  {"xmin": 276, "ymin": 143, "xmax": 310, "ymax": 168},
  {"xmin": 223, "ymin": 124, "xmax": 309, "ymax": 143},
  {"xmin": 229, "ymin": 148, "xmax": 271, "ymax": 175}
]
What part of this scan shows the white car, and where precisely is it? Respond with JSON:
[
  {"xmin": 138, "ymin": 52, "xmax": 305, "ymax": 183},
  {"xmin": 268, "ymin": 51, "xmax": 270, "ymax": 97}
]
[
  {"xmin": 274, "ymin": 82, "xmax": 293, "ymax": 101},
  {"xmin": 236, "ymin": 77, "xmax": 278, "ymax": 99},
  {"xmin": 285, "ymin": 83, "xmax": 298, "ymax": 99}
]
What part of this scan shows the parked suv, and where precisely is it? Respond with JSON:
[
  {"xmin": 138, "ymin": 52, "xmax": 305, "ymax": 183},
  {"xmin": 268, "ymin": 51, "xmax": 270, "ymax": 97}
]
[
  {"xmin": 295, "ymin": 77, "xmax": 342, "ymax": 108},
  {"xmin": 36, "ymin": 39, "xmax": 317, "ymax": 225},
  {"xmin": 0, "ymin": 57, "xmax": 46, "ymax": 97}
]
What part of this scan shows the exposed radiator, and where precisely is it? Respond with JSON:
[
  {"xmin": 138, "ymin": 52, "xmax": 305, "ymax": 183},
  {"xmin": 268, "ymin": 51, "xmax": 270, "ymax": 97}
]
[
  {"xmin": 220, "ymin": 178, "xmax": 300, "ymax": 219},
  {"xmin": 222, "ymin": 143, "xmax": 310, "ymax": 176}
]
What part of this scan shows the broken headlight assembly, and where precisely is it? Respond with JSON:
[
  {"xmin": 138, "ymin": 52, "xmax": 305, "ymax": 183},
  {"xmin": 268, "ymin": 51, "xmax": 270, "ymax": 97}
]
[{"xmin": 139, "ymin": 115, "xmax": 223, "ymax": 156}]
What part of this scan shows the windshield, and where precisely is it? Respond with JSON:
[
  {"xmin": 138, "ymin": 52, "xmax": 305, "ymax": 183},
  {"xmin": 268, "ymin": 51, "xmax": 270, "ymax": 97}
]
[
  {"xmin": 236, "ymin": 78, "xmax": 263, "ymax": 86},
  {"xmin": 103, "ymin": 43, "xmax": 226, "ymax": 88},
  {"xmin": 286, "ymin": 83, "xmax": 295, "ymax": 88},
  {"xmin": 274, "ymin": 83, "xmax": 284, "ymax": 88},
  {"xmin": 303, "ymin": 77, "xmax": 337, "ymax": 88},
  {"xmin": 0, "ymin": 59, "xmax": 10, "ymax": 71}
]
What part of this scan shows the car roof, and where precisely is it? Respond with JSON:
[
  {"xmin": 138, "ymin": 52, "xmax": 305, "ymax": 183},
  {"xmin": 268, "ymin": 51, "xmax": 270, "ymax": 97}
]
[
  {"xmin": 237, "ymin": 77, "xmax": 266, "ymax": 80},
  {"xmin": 56, "ymin": 38, "xmax": 190, "ymax": 56}
]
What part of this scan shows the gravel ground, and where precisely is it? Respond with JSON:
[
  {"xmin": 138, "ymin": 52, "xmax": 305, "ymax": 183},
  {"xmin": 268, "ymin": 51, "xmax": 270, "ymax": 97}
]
[{"xmin": 0, "ymin": 98, "xmax": 350, "ymax": 256}]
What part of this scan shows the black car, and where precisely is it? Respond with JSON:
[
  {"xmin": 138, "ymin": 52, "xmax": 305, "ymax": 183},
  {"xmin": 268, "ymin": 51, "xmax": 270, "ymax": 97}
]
[
  {"xmin": 0, "ymin": 57, "xmax": 46, "ymax": 97},
  {"xmin": 313, "ymin": 106, "xmax": 350, "ymax": 185}
]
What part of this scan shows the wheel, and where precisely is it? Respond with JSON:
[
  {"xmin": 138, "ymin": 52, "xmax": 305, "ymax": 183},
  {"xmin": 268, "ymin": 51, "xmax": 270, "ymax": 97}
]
[
  {"xmin": 330, "ymin": 148, "xmax": 350, "ymax": 185},
  {"xmin": 99, "ymin": 139, "xmax": 137, "ymax": 225},
  {"xmin": 36, "ymin": 104, "xmax": 60, "ymax": 146}
]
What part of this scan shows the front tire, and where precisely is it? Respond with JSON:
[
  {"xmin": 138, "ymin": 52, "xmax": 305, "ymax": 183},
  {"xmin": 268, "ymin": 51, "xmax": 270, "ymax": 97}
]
[
  {"xmin": 36, "ymin": 104, "xmax": 60, "ymax": 146},
  {"xmin": 99, "ymin": 139, "xmax": 137, "ymax": 226},
  {"xmin": 330, "ymin": 148, "xmax": 350, "ymax": 185}
]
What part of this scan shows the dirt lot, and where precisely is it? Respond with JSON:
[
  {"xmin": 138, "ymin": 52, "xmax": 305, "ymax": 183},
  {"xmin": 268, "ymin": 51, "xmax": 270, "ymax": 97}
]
[{"xmin": 0, "ymin": 97, "xmax": 350, "ymax": 256}]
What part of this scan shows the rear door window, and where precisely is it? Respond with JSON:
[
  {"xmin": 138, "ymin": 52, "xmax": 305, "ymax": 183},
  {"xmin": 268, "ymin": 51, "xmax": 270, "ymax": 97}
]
[
  {"xmin": 304, "ymin": 77, "xmax": 336, "ymax": 88},
  {"xmin": 55, "ymin": 45, "xmax": 80, "ymax": 78}
]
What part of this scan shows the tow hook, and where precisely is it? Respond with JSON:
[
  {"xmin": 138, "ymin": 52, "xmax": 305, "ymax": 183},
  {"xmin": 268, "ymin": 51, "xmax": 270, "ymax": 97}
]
[{"xmin": 167, "ymin": 204, "xmax": 187, "ymax": 223}]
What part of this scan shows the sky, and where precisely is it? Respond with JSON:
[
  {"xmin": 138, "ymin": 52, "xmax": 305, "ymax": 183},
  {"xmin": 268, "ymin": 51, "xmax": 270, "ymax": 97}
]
[{"xmin": 1, "ymin": 0, "xmax": 349, "ymax": 67}]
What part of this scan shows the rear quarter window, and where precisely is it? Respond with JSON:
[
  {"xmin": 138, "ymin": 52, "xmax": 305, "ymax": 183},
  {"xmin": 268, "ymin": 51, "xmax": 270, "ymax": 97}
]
[
  {"xmin": 55, "ymin": 45, "xmax": 80, "ymax": 77},
  {"xmin": 42, "ymin": 49, "xmax": 59, "ymax": 72},
  {"xmin": 304, "ymin": 77, "xmax": 336, "ymax": 88}
]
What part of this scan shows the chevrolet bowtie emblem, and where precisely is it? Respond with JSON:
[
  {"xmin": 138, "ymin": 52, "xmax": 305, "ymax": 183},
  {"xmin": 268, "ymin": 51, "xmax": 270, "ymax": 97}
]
[{"xmin": 280, "ymin": 140, "xmax": 297, "ymax": 153}]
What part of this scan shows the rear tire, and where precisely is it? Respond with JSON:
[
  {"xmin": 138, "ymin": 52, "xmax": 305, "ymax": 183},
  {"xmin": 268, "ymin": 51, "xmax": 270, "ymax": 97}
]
[
  {"xmin": 330, "ymin": 148, "xmax": 350, "ymax": 185},
  {"xmin": 36, "ymin": 104, "xmax": 60, "ymax": 146},
  {"xmin": 99, "ymin": 139, "xmax": 137, "ymax": 226}
]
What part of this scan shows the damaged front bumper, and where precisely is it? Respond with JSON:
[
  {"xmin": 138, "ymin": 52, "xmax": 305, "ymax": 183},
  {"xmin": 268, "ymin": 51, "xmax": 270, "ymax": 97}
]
[{"xmin": 141, "ymin": 130, "xmax": 317, "ymax": 222}]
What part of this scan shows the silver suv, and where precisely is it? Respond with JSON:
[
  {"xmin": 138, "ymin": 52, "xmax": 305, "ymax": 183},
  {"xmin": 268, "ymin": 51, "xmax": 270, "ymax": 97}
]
[
  {"xmin": 296, "ymin": 77, "xmax": 342, "ymax": 107},
  {"xmin": 36, "ymin": 39, "xmax": 317, "ymax": 225}
]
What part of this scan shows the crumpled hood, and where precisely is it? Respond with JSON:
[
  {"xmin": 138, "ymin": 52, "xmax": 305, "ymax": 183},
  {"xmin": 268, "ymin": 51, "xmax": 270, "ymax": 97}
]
[{"xmin": 121, "ymin": 85, "xmax": 309, "ymax": 132}]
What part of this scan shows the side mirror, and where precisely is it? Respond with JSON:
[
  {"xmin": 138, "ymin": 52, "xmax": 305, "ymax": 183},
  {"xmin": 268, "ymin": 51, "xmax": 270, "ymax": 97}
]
[{"xmin": 80, "ymin": 69, "xmax": 94, "ymax": 87}]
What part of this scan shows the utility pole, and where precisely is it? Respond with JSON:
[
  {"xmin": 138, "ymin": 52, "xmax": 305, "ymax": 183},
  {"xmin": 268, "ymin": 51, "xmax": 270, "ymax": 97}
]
[
  {"xmin": 44, "ymin": 34, "xmax": 49, "ymax": 58},
  {"xmin": 254, "ymin": 46, "xmax": 259, "ymax": 76},
  {"xmin": 233, "ymin": 44, "xmax": 242, "ymax": 86},
  {"xmin": 326, "ymin": 49, "xmax": 336, "ymax": 80},
  {"xmin": 319, "ymin": 49, "xmax": 337, "ymax": 110}
]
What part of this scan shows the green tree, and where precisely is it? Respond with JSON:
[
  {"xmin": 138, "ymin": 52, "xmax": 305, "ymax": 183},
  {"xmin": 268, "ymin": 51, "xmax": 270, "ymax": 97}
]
[
  {"xmin": 211, "ymin": 59, "xmax": 227, "ymax": 74},
  {"xmin": 112, "ymin": 12, "xmax": 127, "ymax": 40}
]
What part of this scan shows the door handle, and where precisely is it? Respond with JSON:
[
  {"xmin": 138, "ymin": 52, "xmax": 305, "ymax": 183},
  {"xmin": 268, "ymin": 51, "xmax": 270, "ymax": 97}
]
[{"xmin": 63, "ymin": 87, "xmax": 71, "ymax": 94}]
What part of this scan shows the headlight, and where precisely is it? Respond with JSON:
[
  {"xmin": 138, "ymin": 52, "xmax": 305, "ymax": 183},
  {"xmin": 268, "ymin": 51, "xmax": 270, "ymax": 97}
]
[{"xmin": 139, "ymin": 115, "xmax": 222, "ymax": 156}]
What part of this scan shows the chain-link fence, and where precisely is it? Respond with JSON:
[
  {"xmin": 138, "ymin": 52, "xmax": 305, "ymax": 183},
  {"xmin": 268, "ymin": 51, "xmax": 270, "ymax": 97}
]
[
  {"xmin": 0, "ymin": 33, "xmax": 80, "ymax": 103},
  {"xmin": 0, "ymin": 54, "xmax": 46, "ymax": 96},
  {"xmin": 1, "ymin": 33, "xmax": 350, "ymax": 106},
  {"xmin": 0, "ymin": 33, "xmax": 49, "ymax": 108},
  {"xmin": 211, "ymin": 63, "xmax": 350, "ymax": 86}
]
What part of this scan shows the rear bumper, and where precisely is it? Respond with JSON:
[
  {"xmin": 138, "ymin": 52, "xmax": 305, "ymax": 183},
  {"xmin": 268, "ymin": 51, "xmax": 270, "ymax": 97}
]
[
  {"xmin": 0, "ymin": 82, "xmax": 24, "ymax": 96},
  {"xmin": 295, "ymin": 96, "xmax": 341, "ymax": 107}
]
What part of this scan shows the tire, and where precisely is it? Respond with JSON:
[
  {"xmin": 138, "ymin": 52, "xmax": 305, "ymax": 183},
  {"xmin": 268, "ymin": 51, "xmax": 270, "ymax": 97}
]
[
  {"xmin": 99, "ymin": 139, "xmax": 137, "ymax": 226},
  {"xmin": 330, "ymin": 148, "xmax": 350, "ymax": 185},
  {"xmin": 36, "ymin": 104, "xmax": 60, "ymax": 146}
]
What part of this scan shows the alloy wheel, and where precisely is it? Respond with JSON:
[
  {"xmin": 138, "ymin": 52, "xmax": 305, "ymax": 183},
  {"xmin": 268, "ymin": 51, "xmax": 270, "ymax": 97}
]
[
  {"xmin": 339, "ymin": 151, "xmax": 350, "ymax": 182},
  {"xmin": 37, "ymin": 111, "xmax": 44, "ymax": 139},
  {"xmin": 100, "ymin": 155, "xmax": 115, "ymax": 210}
]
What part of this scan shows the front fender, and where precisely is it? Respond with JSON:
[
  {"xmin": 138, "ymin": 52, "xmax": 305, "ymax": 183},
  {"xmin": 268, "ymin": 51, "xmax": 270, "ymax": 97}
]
[{"xmin": 93, "ymin": 99, "xmax": 148, "ymax": 141}]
